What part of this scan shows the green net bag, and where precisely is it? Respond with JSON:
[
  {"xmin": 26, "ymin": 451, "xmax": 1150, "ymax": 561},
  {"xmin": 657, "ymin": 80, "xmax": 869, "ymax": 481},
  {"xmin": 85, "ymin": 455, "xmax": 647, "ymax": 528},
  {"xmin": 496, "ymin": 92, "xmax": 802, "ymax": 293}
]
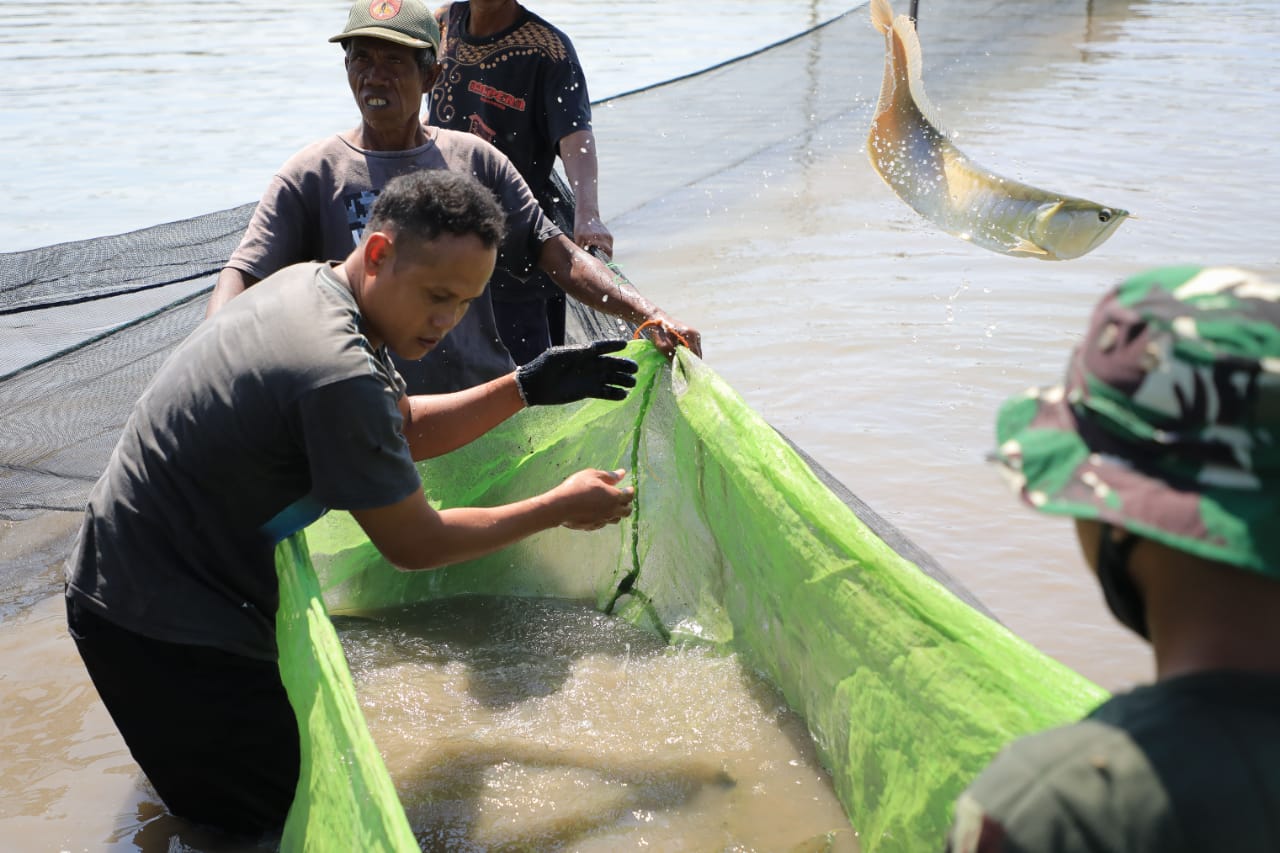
[{"xmin": 274, "ymin": 341, "xmax": 1104, "ymax": 852}]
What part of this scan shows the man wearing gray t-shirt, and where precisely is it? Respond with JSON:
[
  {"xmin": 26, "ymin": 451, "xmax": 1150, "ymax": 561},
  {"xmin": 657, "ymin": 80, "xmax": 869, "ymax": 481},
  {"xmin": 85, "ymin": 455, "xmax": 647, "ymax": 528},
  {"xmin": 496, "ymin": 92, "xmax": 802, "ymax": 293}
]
[
  {"xmin": 209, "ymin": 0, "xmax": 701, "ymax": 394},
  {"xmin": 67, "ymin": 171, "xmax": 639, "ymax": 835}
]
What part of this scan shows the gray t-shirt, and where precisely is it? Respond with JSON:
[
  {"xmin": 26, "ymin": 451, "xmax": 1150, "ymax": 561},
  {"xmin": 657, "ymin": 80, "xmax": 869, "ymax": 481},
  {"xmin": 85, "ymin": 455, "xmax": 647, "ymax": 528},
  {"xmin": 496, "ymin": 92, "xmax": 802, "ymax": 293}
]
[
  {"xmin": 66, "ymin": 263, "xmax": 423, "ymax": 660},
  {"xmin": 226, "ymin": 128, "xmax": 562, "ymax": 394}
]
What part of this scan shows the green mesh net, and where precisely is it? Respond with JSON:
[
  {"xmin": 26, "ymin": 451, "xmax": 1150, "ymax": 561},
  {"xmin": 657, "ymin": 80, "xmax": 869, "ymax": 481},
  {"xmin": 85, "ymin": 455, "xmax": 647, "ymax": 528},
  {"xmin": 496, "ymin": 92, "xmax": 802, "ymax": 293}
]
[{"xmin": 274, "ymin": 341, "xmax": 1105, "ymax": 852}]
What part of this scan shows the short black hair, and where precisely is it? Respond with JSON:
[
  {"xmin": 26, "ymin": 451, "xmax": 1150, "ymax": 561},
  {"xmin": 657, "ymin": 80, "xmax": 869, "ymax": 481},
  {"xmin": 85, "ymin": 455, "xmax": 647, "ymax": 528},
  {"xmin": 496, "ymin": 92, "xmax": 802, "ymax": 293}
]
[{"xmin": 367, "ymin": 171, "xmax": 506, "ymax": 250}]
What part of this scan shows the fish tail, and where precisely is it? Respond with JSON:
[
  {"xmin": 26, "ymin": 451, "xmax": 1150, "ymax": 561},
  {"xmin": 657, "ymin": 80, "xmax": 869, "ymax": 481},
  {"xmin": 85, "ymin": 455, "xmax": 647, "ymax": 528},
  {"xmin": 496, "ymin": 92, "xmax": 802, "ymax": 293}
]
[
  {"xmin": 870, "ymin": 0, "xmax": 901, "ymax": 121},
  {"xmin": 890, "ymin": 4, "xmax": 946, "ymax": 133},
  {"xmin": 870, "ymin": 0, "xmax": 894, "ymax": 34}
]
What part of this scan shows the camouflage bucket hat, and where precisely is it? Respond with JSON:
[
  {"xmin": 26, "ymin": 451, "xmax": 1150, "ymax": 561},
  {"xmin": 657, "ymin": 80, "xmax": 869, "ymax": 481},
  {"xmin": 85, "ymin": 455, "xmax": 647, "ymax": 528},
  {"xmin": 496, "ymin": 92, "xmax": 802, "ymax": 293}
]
[
  {"xmin": 994, "ymin": 265, "xmax": 1280, "ymax": 578},
  {"xmin": 329, "ymin": 0, "xmax": 441, "ymax": 51}
]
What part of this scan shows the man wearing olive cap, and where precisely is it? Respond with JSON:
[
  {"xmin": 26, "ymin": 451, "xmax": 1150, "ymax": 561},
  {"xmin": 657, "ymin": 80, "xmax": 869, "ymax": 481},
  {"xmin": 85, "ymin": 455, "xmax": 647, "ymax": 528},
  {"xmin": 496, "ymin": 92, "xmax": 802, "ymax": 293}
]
[
  {"xmin": 946, "ymin": 266, "xmax": 1280, "ymax": 852},
  {"xmin": 209, "ymin": 0, "xmax": 701, "ymax": 393}
]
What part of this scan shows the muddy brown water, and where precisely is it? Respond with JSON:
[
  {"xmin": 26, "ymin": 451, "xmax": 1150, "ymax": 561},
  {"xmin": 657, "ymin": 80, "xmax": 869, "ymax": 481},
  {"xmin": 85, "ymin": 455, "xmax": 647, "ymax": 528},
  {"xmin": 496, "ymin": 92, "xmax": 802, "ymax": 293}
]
[
  {"xmin": 0, "ymin": 591, "xmax": 857, "ymax": 852},
  {"xmin": 336, "ymin": 596, "xmax": 857, "ymax": 852}
]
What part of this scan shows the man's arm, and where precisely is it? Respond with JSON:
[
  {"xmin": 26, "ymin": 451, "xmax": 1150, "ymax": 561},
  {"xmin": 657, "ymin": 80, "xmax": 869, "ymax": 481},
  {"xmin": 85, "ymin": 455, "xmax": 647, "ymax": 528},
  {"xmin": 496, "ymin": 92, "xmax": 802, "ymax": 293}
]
[
  {"xmin": 397, "ymin": 340, "xmax": 638, "ymax": 461},
  {"xmin": 536, "ymin": 237, "xmax": 702, "ymax": 358},
  {"xmin": 206, "ymin": 267, "xmax": 260, "ymax": 317},
  {"xmin": 397, "ymin": 373, "xmax": 526, "ymax": 461},
  {"xmin": 208, "ymin": 159, "xmax": 323, "ymax": 318},
  {"xmin": 351, "ymin": 466, "xmax": 633, "ymax": 571},
  {"xmin": 472, "ymin": 132, "xmax": 700, "ymax": 357},
  {"xmin": 558, "ymin": 128, "xmax": 613, "ymax": 259}
]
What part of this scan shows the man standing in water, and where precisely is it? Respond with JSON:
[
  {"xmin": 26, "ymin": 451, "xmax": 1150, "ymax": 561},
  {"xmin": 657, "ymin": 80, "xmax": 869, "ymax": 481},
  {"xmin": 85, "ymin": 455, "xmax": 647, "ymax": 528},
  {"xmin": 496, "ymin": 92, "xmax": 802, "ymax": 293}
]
[
  {"xmin": 66, "ymin": 171, "xmax": 639, "ymax": 835},
  {"xmin": 209, "ymin": 0, "xmax": 698, "ymax": 394},
  {"xmin": 429, "ymin": 0, "xmax": 611, "ymax": 363},
  {"xmin": 946, "ymin": 266, "xmax": 1280, "ymax": 852}
]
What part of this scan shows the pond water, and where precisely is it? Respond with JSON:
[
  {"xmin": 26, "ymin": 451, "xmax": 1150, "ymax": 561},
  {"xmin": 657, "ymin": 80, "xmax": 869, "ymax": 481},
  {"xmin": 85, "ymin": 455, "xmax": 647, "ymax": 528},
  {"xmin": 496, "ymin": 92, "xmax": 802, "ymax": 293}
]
[{"xmin": 337, "ymin": 596, "xmax": 857, "ymax": 852}]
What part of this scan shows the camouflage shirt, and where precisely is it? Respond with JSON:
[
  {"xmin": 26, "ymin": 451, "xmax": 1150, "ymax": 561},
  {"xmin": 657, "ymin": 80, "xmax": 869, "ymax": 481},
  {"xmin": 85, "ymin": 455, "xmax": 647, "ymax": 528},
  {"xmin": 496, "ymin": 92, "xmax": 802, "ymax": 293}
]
[{"xmin": 944, "ymin": 670, "xmax": 1280, "ymax": 853}]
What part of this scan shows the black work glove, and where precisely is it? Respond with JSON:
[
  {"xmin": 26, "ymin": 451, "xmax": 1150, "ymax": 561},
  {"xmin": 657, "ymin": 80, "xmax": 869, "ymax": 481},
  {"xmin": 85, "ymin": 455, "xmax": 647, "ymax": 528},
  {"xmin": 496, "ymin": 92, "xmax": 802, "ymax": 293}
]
[{"xmin": 515, "ymin": 340, "xmax": 638, "ymax": 406}]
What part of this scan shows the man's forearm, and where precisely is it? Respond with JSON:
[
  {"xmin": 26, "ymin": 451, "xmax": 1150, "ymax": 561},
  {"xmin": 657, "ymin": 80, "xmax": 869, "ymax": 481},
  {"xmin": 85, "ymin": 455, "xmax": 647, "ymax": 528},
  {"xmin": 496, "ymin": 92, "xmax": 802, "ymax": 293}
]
[
  {"xmin": 536, "ymin": 235, "xmax": 702, "ymax": 356},
  {"xmin": 206, "ymin": 267, "xmax": 258, "ymax": 317},
  {"xmin": 537, "ymin": 236, "xmax": 653, "ymax": 324},
  {"xmin": 560, "ymin": 130, "xmax": 602, "ymax": 219},
  {"xmin": 559, "ymin": 129, "xmax": 613, "ymax": 257},
  {"xmin": 400, "ymin": 374, "xmax": 526, "ymax": 461}
]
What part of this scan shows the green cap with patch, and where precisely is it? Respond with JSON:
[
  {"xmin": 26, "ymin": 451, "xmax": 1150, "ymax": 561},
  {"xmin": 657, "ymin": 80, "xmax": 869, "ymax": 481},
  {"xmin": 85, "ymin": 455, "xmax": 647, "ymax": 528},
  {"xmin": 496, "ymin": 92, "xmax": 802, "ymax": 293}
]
[
  {"xmin": 329, "ymin": 0, "xmax": 441, "ymax": 51},
  {"xmin": 994, "ymin": 265, "xmax": 1280, "ymax": 578}
]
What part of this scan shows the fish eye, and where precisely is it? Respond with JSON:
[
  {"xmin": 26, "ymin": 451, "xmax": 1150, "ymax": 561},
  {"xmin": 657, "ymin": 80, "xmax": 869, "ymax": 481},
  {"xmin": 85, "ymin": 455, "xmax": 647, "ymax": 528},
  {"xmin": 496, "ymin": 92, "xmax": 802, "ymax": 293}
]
[{"xmin": 1098, "ymin": 209, "xmax": 1113, "ymax": 223}]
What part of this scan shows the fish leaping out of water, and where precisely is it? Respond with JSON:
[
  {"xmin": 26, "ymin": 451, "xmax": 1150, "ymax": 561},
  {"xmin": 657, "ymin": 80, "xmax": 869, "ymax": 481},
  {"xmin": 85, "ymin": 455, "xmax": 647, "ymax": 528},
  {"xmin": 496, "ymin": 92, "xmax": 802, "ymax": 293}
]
[{"xmin": 867, "ymin": 0, "xmax": 1129, "ymax": 260}]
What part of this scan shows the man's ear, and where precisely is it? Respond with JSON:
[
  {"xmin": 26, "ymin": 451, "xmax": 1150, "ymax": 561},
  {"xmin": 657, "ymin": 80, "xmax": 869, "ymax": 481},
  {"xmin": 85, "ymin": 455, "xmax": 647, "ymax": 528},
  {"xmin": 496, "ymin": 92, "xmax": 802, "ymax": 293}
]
[{"xmin": 365, "ymin": 232, "xmax": 393, "ymax": 271}]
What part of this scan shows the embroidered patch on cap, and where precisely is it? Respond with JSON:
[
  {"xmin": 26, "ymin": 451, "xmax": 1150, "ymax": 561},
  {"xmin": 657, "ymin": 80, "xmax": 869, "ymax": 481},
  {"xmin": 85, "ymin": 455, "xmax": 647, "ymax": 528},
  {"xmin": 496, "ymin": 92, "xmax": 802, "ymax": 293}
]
[{"xmin": 369, "ymin": 0, "xmax": 401, "ymax": 20}]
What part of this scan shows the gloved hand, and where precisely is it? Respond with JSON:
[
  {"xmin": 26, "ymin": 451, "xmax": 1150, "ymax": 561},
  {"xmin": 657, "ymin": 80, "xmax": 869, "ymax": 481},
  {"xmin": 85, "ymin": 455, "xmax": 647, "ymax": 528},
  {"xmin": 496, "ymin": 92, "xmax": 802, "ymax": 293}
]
[{"xmin": 515, "ymin": 340, "xmax": 638, "ymax": 406}]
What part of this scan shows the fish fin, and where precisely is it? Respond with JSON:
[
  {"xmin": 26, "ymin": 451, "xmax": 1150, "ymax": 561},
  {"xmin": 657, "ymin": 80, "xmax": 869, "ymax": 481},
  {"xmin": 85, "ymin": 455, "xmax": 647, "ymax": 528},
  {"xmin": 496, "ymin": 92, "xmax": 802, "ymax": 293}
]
[
  {"xmin": 870, "ymin": 0, "xmax": 948, "ymax": 138},
  {"xmin": 892, "ymin": 13, "xmax": 949, "ymax": 135},
  {"xmin": 1010, "ymin": 238, "xmax": 1051, "ymax": 257},
  {"xmin": 871, "ymin": 9, "xmax": 899, "ymax": 121},
  {"xmin": 870, "ymin": 0, "xmax": 894, "ymax": 34}
]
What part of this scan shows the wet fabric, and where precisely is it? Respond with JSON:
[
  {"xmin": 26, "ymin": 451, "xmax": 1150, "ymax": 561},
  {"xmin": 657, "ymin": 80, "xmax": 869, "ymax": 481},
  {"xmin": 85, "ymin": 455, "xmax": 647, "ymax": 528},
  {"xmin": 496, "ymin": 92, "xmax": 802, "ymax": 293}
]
[
  {"xmin": 273, "ymin": 342, "xmax": 1105, "ymax": 852},
  {"xmin": 68, "ymin": 596, "xmax": 300, "ymax": 834}
]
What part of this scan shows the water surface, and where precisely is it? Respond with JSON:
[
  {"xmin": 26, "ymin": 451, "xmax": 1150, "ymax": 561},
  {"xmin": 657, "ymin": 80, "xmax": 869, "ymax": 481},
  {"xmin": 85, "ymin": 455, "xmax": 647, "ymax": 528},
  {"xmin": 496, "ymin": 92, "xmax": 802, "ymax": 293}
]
[{"xmin": 338, "ymin": 596, "xmax": 856, "ymax": 852}]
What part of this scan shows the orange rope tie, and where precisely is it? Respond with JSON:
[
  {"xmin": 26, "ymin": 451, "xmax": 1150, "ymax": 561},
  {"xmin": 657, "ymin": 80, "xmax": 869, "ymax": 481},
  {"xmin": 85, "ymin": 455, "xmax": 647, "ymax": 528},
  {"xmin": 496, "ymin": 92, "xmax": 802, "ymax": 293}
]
[{"xmin": 632, "ymin": 318, "xmax": 691, "ymax": 350}]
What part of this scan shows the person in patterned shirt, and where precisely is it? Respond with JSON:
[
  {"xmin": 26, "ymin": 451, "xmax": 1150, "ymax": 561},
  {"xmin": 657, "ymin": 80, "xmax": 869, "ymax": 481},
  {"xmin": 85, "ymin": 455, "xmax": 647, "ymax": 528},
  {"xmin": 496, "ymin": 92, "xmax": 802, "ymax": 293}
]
[
  {"xmin": 945, "ymin": 266, "xmax": 1280, "ymax": 853},
  {"xmin": 429, "ymin": 0, "xmax": 611, "ymax": 363},
  {"xmin": 212, "ymin": 0, "xmax": 699, "ymax": 394}
]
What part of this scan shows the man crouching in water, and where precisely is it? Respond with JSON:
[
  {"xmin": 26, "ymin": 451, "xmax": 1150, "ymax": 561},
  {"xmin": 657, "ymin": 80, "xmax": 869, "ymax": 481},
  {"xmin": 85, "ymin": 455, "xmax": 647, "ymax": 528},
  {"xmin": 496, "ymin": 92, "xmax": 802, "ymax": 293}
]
[{"xmin": 65, "ymin": 170, "xmax": 638, "ymax": 836}]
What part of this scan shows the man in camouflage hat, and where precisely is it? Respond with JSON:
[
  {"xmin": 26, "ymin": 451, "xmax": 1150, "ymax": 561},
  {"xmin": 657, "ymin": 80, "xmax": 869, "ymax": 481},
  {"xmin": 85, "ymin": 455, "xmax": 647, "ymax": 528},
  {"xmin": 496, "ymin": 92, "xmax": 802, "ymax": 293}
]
[{"xmin": 945, "ymin": 265, "xmax": 1280, "ymax": 852}]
